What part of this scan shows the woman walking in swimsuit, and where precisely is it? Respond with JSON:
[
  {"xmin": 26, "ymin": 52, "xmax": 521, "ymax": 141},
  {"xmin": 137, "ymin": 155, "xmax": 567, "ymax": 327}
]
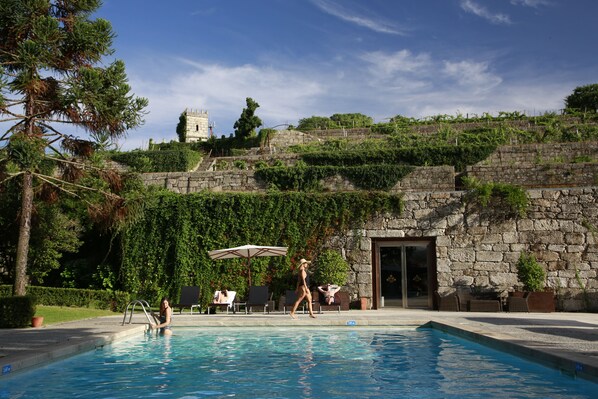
[{"xmin": 290, "ymin": 258, "xmax": 316, "ymax": 319}]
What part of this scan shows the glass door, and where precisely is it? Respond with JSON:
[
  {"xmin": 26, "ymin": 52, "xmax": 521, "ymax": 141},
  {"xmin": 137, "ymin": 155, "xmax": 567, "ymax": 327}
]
[{"xmin": 378, "ymin": 241, "xmax": 432, "ymax": 309}]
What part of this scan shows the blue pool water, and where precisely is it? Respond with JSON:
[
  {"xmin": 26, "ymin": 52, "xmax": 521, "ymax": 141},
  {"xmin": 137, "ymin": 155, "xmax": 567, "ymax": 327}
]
[{"xmin": 1, "ymin": 327, "xmax": 596, "ymax": 398}]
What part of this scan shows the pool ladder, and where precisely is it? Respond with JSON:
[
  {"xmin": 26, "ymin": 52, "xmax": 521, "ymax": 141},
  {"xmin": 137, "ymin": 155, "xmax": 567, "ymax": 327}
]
[{"xmin": 122, "ymin": 299, "xmax": 154, "ymax": 325}]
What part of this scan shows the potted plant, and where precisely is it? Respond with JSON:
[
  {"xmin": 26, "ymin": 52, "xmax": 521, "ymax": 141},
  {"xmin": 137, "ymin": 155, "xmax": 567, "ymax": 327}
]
[
  {"xmin": 31, "ymin": 315, "xmax": 44, "ymax": 328},
  {"xmin": 515, "ymin": 251, "xmax": 555, "ymax": 312},
  {"xmin": 313, "ymin": 250, "xmax": 351, "ymax": 310},
  {"xmin": 313, "ymin": 250, "xmax": 349, "ymax": 287}
]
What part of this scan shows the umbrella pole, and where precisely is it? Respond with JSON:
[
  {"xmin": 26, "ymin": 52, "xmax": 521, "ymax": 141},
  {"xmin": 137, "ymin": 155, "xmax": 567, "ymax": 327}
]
[{"xmin": 247, "ymin": 257, "xmax": 252, "ymax": 287}]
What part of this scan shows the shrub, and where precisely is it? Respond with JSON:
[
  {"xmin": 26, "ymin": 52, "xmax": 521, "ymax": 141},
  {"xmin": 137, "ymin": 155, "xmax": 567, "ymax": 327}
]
[
  {"xmin": 516, "ymin": 252, "xmax": 546, "ymax": 292},
  {"xmin": 313, "ymin": 250, "xmax": 349, "ymax": 286},
  {"xmin": 233, "ymin": 160, "xmax": 248, "ymax": 170},
  {"xmin": 110, "ymin": 149, "xmax": 202, "ymax": 172},
  {"xmin": 463, "ymin": 176, "xmax": 529, "ymax": 218},
  {"xmin": 0, "ymin": 296, "xmax": 36, "ymax": 328},
  {"xmin": 0, "ymin": 285, "xmax": 131, "ymax": 312}
]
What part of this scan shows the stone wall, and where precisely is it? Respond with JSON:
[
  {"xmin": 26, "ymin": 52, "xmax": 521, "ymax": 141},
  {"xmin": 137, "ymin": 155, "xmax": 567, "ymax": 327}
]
[
  {"xmin": 269, "ymin": 130, "xmax": 321, "ymax": 147},
  {"xmin": 141, "ymin": 170, "xmax": 265, "ymax": 193},
  {"xmin": 337, "ymin": 188, "xmax": 598, "ymax": 311},
  {"xmin": 140, "ymin": 166, "xmax": 455, "ymax": 194},
  {"xmin": 482, "ymin": 142, "xmax": 598, "ymax": 166},
  {"xmin": 466, "ymin": 163, "xmax": 598, "ymax": 188}
]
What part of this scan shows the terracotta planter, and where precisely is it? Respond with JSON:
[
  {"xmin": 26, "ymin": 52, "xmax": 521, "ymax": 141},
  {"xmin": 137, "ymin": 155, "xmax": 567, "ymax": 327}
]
[
  {"xmin": 31, "ymin": 316, "xmax": 44, "ymax": 328},
  {"xmin": 360, "ymin": 297, "xmax": 369, "ymax": 310}
]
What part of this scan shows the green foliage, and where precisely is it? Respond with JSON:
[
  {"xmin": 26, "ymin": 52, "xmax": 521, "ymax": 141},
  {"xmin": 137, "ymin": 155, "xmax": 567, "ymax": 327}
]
[
  {"xmin": 118, "ymin": 191, "xmax": 402, "ymax": 305},
  {"xmin": 0, "ymin": 295, "xmax": 36, "ymax": 328},
  {"xmin": 297, "ymin": 116, "xmax": 334, "ymax": 130},
  {"xmin": 258, "ymin": 128, "xmax": 276, "ymax": 148},
  {"xmin": 312, "ymin": 250, "xmax": 349, "ymax": 286},
  {"xmin": 110, "ymin": 149, "xmax": 202, "ymax": 172},
  {"xmin": 297, "ymin": 113, "xmax": 373, "ymax": 130},
  {"xmin": 254, "ymin": 160, "xmax": 269, "ymax": 170},
  {"xmin": 298, "ymin": 145, "xmax": 495, "ymax": 172},
  {"xmin": 463, "ymin": 177, "xmax": 529, "ymax": 218},
  {"xmin": 330, "ymin": 113, "xmax": 373, "ymax": 128},
  {"xmin": 565, "ymin": 83, "xmax": 598, "ymax": 113},
  {"xmin": 0, "ymin": 177, "xmax": 84, "ymax": 285},
  {"xmin": 233, "ymin": 160, "xmax": 248, "ymax": 170},
  {"xmin": 176, "ymin": 112, "xmax": 187, "ymax": 142},
  {"xmin": 234, "ymin": 97, "xmax": 263, "ymax": 139},
  {"xmin": 0, "ymin": 0, "xmax": 147, "ymax": 295},
  {"xmin": 0, "ymin": 285, "xmax": 131, "ymax": 312},
  {"xmin": 255, "ymin": 164, "xmax": 415, "ymax": 191},
  {"xmin": 516, "ymin": 252, "xmax": 546, "ymax": 292},
  {"xmin": 195, "ymin": 135, "xmax": 260, "ymax": 157},
  {"xmin": 6, "ymin": 134, "xmax": 47, "ymax": 170}
]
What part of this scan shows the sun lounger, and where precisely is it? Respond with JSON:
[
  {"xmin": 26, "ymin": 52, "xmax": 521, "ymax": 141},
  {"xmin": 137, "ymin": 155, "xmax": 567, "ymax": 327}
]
[
  {"xmin": 282, "ymin": 290, "xmax": 304, "ymax": 314},
  {"xmin": 312, "ymin": 290, "xmax": 349, "ymax": 313},
  {"xmin": 173, "ymin": 286, "xmax": 201, "ymax": 314},
  {"xmin": 236, "ymin": 286, "xmax": 270, "ymax": 314},
  {"xmin": 508, "ymin": 292, "xmax": 530, "ymax": 312},
  {"xmin": 207, "ymin": 290, "xmax": 237, "ymax": 314},
  {"xmin": 434, "ymin": 291, "xmax": 460, "ymax": 311}
]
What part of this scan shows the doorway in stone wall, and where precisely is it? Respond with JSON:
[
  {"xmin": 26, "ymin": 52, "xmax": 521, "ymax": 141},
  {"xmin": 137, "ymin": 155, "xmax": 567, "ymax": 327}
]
[{"xmin": 374, "ymin": 240, "xmax": 435, "ymax": 309}]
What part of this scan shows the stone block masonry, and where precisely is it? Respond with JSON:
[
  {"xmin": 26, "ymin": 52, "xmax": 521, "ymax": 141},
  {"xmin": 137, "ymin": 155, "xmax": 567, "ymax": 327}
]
[
  {"xmin": 140, "ymin": 166, "xmax": 455, "ymax": 193},
  {"xmin": 339, "ymin": 188, "xmax": 598, "ymax": 311}
]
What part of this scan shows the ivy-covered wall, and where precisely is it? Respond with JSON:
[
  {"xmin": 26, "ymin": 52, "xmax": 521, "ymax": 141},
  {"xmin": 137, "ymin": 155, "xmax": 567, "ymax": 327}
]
[{"xmin": 118, "ymin": 191, "xmax": 402, "ymax": 306}]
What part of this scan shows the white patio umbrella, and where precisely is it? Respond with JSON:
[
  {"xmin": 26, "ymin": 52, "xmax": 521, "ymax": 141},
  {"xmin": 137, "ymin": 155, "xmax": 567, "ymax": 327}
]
[{"xmin": 208, "ymin": 244, "xmax": 288, "ymax": 287}]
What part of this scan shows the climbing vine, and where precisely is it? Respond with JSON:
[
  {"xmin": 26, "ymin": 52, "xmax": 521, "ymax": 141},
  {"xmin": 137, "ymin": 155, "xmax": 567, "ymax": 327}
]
[
  {"xmin": 255, "ymin": 164, "xmax": 415, "ymax": 191},
  {"xmin": 118, "ymin": 191, "xmax": 402, "ymax": 305},
  {"xmin": 462, "ymin": 176, "xmax": 529, "ymax": 218}
]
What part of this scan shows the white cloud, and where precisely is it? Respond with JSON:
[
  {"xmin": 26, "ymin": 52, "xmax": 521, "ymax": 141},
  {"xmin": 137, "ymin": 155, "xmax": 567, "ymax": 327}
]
[
  {"xmin": 310, "ymin": 0, "xmax": 407, "ymax": 35},
  {"xmin": 117, "ymin": 51, "xmax": 572, "ymax": 150},
  {"xmin": 362, "ymin": 50, "xmax": 432, "ymax": 76},
  {"xmin": 510, "ymin": 0, "xmax": 552, "ymax": 7},
  {"xmin": 121, "ymin": 58, "xmax": 327, "ymax": 147},
  {"xmin": 460, "ymin": 0, "xmax": 512, "ymax": 24},
  {"xmin": 442, "ymin": 60, "xmax": 502, "ymax": 92}
]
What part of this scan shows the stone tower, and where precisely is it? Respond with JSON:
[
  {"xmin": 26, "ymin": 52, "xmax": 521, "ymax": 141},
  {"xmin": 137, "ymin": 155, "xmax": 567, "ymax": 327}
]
[{"xmin": 184, "ymin": 108, "xmax": 209, "ymax": 142}]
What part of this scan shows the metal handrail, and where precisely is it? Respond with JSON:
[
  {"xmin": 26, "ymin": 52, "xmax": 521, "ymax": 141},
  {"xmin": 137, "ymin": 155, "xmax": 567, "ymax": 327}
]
[{"xmin": 122, "ymin": 299, "xmax": 154, "ymax": 325}]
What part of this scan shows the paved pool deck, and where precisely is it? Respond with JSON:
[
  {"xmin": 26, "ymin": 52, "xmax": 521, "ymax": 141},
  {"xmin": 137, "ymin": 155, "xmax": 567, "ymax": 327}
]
[{"xmin": 1, "ymin": 309, "xmax": 597, "ymax": 382}]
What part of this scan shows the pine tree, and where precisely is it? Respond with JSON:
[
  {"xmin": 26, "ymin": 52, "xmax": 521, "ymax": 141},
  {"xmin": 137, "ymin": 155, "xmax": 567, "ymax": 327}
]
[{"xmin": 0, "ymin": 0, "xmax": 148, "ymax": 295}]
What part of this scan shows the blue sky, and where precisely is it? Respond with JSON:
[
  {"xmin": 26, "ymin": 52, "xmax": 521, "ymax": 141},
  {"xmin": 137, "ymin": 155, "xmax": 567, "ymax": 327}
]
[{"xmin": 96, "ymin": 0, "xmax": 598, "ymax": 150}]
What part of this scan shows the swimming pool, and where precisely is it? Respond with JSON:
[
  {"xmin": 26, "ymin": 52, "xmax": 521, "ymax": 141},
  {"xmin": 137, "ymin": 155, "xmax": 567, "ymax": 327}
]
[{"xmin": 1, "ymin": 327, "xmax": 596, "ymax": 398}]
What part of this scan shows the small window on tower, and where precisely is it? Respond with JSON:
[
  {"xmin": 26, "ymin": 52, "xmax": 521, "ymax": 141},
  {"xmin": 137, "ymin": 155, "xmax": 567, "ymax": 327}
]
[{"xmin": 196, "ymin": 125, "xmax": 199, "ymax": 131}]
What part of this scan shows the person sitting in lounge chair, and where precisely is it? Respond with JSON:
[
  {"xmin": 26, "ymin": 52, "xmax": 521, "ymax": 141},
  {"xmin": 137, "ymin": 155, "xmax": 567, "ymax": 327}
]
[
  {"xmin": 318, "ymin": 284, "xmax": 340, "ymax": 305},
  {"xmin": 214, "ymin": 289, "xmax": 229, "ymax": 304}
]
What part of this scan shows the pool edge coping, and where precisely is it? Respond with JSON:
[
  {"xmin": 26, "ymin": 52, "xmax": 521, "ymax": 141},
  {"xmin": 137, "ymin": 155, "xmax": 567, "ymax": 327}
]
[{"xmin": 428, "ymin": 320, "xmax": 598, "ymax": 384}]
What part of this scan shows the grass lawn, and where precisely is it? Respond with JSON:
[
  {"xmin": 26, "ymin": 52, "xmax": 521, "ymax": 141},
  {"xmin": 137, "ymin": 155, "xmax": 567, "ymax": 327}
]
[{"xmin": 34, "ymin": 305, "xmax": 118, "ymax": 325}]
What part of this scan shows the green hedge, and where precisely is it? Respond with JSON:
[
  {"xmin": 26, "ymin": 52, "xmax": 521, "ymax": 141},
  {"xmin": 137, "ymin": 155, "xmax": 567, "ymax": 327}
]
[
  {"xmin": 0, "ymin": 295, "xmax": 36, "ymax": 328},
  {"xmin": 255, "ymin": 164, "xmax": 415, "ymax": 191},
  {"xmin": 110, "ymin": 149, "xmax": 202, "ymax": 173},
  {"xmin": 299, "ymin": 145, "xmax": 496, "ymax": 172},
  {"xmin": 0, "ymin": 285, "xmax": 131, "ymax": 312}
]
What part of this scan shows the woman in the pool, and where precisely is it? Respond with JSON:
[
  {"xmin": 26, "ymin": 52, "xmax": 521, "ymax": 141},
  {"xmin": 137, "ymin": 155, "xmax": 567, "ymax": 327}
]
[
  {"xmin": 150, "ymin": 297, "xmax": 173, "ymax": 335},
  {"xmin": 290, "ymin": 258, "xmax": 316, "ymax": 319}
]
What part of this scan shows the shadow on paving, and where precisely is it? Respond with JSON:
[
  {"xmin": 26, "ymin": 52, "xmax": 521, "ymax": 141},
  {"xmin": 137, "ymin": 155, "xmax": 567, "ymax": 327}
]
[
  {"xmin": 465, "ymin": 317, "xmax": 598, "ymax": 328},
  {"xmin": 523, "ymin": 327, "xmax": 598, "ymax": 342}
]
